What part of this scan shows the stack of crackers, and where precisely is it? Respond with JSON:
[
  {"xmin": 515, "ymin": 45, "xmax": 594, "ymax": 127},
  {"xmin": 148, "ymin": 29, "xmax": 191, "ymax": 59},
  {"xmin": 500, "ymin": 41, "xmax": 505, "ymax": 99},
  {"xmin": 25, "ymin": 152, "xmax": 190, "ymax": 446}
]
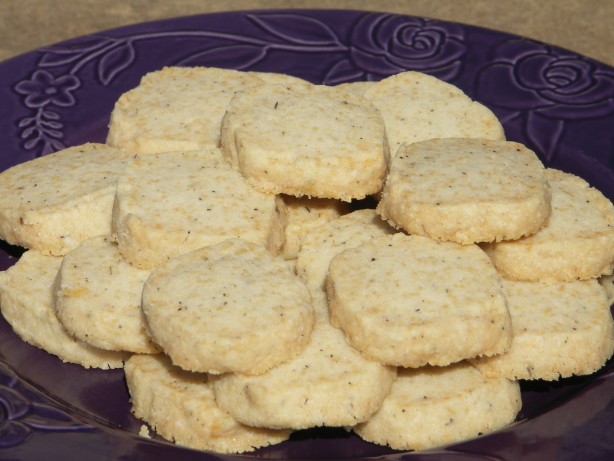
[{"xmin": 0, "ymin": 67, "xmax": 613, "ymax": 454}]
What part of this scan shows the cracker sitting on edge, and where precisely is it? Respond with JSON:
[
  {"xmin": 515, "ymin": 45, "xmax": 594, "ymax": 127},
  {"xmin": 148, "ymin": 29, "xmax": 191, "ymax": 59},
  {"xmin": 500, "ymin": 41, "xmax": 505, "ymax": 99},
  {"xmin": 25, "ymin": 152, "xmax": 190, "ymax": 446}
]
[
  {"xmin": 142, "ymin": 239, "xmax": 314, "ymax": 375},
  {"xmin": 221, "ymin": 83, "xmax": 389, "ymax": 201},
  {"xmin": 363, "ymin": 70, "xmax": 505, "ymax": 157},
  {"xmin": 125, "ymin": 354, "xmax": 290, "ymax": 453},
  {"xmin": 354, "ymin": 362, "xmax": 521, "ymax": 451},
  {"xmin": 326, "ymin": 233, "xmax": 512, "ymax": 367},
  {"xmin": 54, "ymin": 236, "xmax": 158, "ymax": 354},
  {"xmin": 0, "ymin": 143, "xmax": 132, "ymax": 255},
  {"xmin": 471, "ymin": 278, "xmax": 614, "ymax": 380},
  {"xmin": 112, "ymin": 149, "xmax": 286, "ymax": 269},
  {"xmin": 376, "ymin": 138, "xmax": 551, "ymax": 244},
  {"xmin": 0, "ymin": 251, "xmax": 128, "ymax": 368},
  {"xmin": 483, "ymin": 168, "xmax": 614, "ymax": 282}
]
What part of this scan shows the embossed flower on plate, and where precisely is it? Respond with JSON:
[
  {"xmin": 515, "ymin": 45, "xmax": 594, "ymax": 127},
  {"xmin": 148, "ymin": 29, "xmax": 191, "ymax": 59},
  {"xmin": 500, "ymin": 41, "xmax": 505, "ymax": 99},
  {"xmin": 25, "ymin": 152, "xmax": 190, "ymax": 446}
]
[
  {"xmin": 347, "ymin": 14, "xmax": 466, "ymax": 81},
  {"xmin": 15, "ymin": 70, "xmax": 80, "ymax": 108},
  {"xmin": 477, "ymin": 40, "xmax": 614, "ymax": 160},
  {"xmin": 478, "ymin": 40, "xmax": 614, "ymax": 119}
]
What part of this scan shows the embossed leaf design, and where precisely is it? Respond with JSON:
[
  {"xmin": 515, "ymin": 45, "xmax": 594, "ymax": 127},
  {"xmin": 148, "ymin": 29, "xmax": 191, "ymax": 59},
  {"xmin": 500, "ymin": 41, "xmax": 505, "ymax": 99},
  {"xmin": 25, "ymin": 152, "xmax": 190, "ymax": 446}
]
[
  {"xmin": 39, "ymin": 38, "xmax": 113, "ymax": 68},
  {"xmin": 22, "ymin": 402, "xmax": 93, "ymax": 431},
  {"xmin": 0, "ymin": 385, "xmax": 30, "ymax": 419},
  {"xmin": 323, "ymin": 58, "xmax": 367, "ymax": 84},
  {"xmin": 98, "ymin": 42, "xmax": 136, "ymax": 86},
  {"xmin": 0, "ymin": 421, "xmax": 31, "ymax": 448},
  {"xmin": 526, "ymin": 112, "xmax": 564, "ymax": 162},
  {"xmin": 178, "ymin": 45, "xmax": 268, "ymax": 69},
  {"xmin": 248, "ymin": 13, "xmax": 342, "ymax": 46}
]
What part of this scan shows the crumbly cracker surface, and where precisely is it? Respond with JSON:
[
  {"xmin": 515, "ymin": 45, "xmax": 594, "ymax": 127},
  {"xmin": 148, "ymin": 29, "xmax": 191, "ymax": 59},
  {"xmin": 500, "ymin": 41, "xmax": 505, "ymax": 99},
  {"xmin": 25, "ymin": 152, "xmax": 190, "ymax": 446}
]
[
  {"xmin": 0, "ymin": 250, "xmax": 128, "ymax": 368},
  {"xmin": 484, "ymin": 168, "xmax": 614, "ymax": 281},
  {"xmin": 327, "ymin": 233, "xmax": 511, "ymax": 367},
  {"xmin": 376, "ymin": 138, "xmax": 551, "ymax": 244},
  {"xmin": 142, "ymin": 239, "xmax": 314, "ymax": 375},
  {"xmin": 0, "ymin": 143, "xmax": 132, "ymax": 255},
  {"xmin": 471, "ymin": 278, "xmax": 614, "ymax": 380}
]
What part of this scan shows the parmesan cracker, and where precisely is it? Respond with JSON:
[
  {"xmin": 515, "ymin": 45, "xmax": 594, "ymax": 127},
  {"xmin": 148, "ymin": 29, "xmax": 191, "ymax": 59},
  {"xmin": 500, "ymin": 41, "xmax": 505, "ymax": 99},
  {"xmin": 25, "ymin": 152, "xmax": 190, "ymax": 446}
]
[
  {"xmin": 0, "ymin": 251, "xmax": 127, "ymax": 368},
  {"xmin": 471, "ymin": 278, "xmax": 614, "ymax": 380},
  {"xmin": 0, "ymin": 143, "xmax": 131, "ymax": 255},
  {"xmin": 326, "ymin": 233, "xmax": 511, "ymax": 367},
  {"xmin": 112, "ymin": 149, "xmax": 286, "ymax": 269},
  {"xmin": 142, "ymin": 239, "xmax": 314, "ymax": 375},
  {"xmin": 377, "ymin": 138, "xmax": 551, "ymax": 244},
  {"xmin": 221, "ymin": 83, "xmax": 389, "ymax": 201}
]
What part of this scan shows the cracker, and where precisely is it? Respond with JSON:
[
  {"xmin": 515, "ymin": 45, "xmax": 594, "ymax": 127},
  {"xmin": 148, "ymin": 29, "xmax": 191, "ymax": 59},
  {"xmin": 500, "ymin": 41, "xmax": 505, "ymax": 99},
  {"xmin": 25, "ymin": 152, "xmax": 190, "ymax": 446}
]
[
  {"xmin": 220, "ymin": 83, "xmax": 389, "ymax": 201},
  {"xmin": 326, "ymin": 233, "xmax": 511, "ymax": 367},
  {"xmin": 125, "ymin": 354, "xmax": 290, "ymax": 453},
  {"xmin": 376, "ymin": 138, "xmax": 551, "ymax": 244},
  {"xmin": 0, "ymin": 143, "xmax": 131, "ymax": 255},
  {"xmin": 363, "ymin": 71, "xmax": 505, "ymax": 156},
  {"xmin": 142, "ymin": 239, "xmax": 315, "ymax": 375},
  {"xmin": 295, "ymin": 209, "xmax": 395, "ymax": 292},
  {"xmin": 0, "ymin": 251, "xmax": 128, "ymax": 368},
  {"xmin": 112, "ymin": 149, "xmax": 286, "ymax": 269},
  {"xmin": 212, "ymin": 291, "xmax": 396, "ymax": 429},
  {"xmin": 280, "ymin": 195, "xmax": 349, "ymax": 260},
  {"xmin": 354, "ymin": 362, "xmax": 521, "ymax": 451},
  {"xmin": 54, "ymin": 236, "xmax": 158, "ymax": 353},
  {"xmin": 471, "ymin": 278, "xmax": 614, "ymax": 380},
  {"xmin": 106, "ymin": 66, "xmax": 265, "ymax": 153},
  {"xmin": 483, "ymin": 168, "xmax": 614, "ymax": 281}
]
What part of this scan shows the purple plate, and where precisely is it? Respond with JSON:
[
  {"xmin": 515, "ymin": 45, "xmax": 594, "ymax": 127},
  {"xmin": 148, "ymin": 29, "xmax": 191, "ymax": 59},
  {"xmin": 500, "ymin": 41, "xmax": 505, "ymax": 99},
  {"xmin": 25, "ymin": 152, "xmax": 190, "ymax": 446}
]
[{"xmin": 0, "ymin": 9, "xmax": 613, "ymax": 461}]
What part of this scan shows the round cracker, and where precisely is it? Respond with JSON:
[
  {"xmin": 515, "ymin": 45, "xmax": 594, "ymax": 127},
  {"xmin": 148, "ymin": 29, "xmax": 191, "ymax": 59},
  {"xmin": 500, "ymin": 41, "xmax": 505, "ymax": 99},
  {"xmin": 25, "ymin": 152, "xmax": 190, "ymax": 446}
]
[
  {"xmin": 54, "ymin": 236, "xmax": 158, "ymax": 353},
  {"xmin": 376, "ymin": 138, "xmax": 551, "ymax": 244},
  {"xmin": 363, "ymin": 70, "xmax": 505, "ymax": 156},
  {"xmin": 0, "ymin": 143, "xmax": 132, "ymax": 255},
  {"xmin": 125, "ymin": 354, "xmax": 290, "ymax": 453},
  {"xmin": 106, "ymin": 66, "xmax": 266, "ymax": 153},
  {"xmin": 0, "ymin": 251, "xmax": 127, "ymax": 368},
  {"xmin": 112, "ymin": 150, "xmax": 286, "ymax": 269},
  {"xmin": 326, "ymin": 233, "xmax": 512, "ymax": 367},
  {"xmin": 220, "ymin": 83, "xmax": 389, "ymax": 201},
  {"xmin": 471, "ymin": 278, "xmax": 614, "ymax": 380},
  {"xmin": 483, "ymin": 168, "xmax": 614, "ymax": 281},
  {"xmin": 142, "ymin": 239, "xmax": 314, "ymax": 375},
  {"xmin": 354, "ymin": 362, "xmax": 521, "ymax": 451}
]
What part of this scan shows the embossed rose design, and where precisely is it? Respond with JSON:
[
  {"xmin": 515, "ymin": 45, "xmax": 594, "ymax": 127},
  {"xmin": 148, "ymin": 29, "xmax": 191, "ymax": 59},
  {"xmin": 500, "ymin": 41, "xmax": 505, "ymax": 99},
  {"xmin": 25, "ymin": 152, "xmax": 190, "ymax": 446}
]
[
  {"xmin": 15, "ymin": 70, "xmax": 80, "ymax": 108},
  {"xmin": 477, "ymin": 40, "xmax": 614, "ymax": 160},
  {"xmin": 478, "ymin": 41, "xmax": 614, "ymax": 119},
  {"xmin": 327, "ymin": 14, "xmax": 465, "ymax": 82}
]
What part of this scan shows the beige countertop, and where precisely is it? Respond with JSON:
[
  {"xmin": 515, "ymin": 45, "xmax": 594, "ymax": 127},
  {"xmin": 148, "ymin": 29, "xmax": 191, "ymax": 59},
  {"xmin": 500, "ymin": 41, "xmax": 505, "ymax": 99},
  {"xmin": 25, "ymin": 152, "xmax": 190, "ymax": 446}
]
[{"xmin": 0, "ymin": 0, "xmax": 612, "ymax": 66}]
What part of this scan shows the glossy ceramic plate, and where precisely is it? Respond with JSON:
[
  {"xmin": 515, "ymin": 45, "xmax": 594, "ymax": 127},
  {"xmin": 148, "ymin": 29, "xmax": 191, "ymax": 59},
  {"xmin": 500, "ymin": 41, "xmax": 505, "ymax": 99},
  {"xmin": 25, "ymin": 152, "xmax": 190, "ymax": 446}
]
[{"xmin": 0, "ymin": 9, "xmax": 613, "ymax": 461}]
